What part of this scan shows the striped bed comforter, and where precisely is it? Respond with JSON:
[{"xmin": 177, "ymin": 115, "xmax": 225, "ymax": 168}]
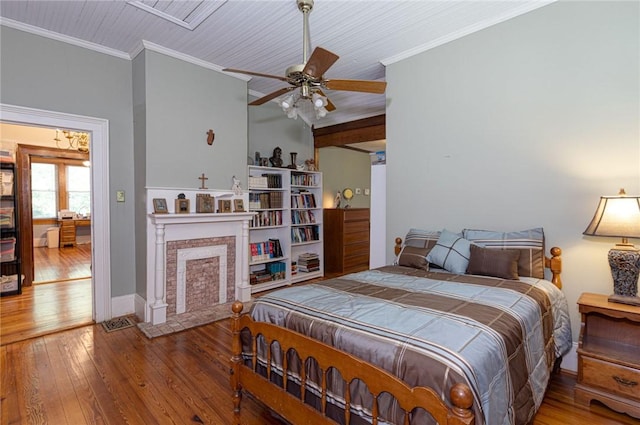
[{"xmin": 249, "ymin": 266, "xmax": 572, "ymax": 425}]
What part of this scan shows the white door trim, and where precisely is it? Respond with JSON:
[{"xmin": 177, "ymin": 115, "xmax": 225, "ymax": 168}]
[{"xmin": 1, "ymin": 103, "xmax": 112, "ymax": 322}]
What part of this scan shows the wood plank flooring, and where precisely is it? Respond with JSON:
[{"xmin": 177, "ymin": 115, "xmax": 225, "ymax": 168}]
[
  {"xmin": 0, "ymin": 279, "xmax": 93, "ymax": 346},
  {"xmin": 1, "ymin": 319, "xmax": 637, "ymax": 425},
  {"xmin": 2, "ymin": 244, "xmax": 93, "ymax": 346},
  {"xmin": 33, "ymin": 244, "xmax": 92, "ymax": 283}
]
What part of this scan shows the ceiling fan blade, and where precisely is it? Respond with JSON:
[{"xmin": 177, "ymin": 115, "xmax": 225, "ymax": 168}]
[
  {"xmin": 316, "ymin": 89, "xmax": 336, "ymax": 112},
  {"xmin": 302, "ymin": 47, "xmax": 339, "ymax": 79},
  {"xmin": 223, "ymin": 68, "xmax": 288, "ymax": 82},
  {"xmin": 249, "ymin": 87, "xmax": 295, "ymax": 106},
  {"xmin": 324, "ymin": 79, "xmax": 387, "ymax": 94}
]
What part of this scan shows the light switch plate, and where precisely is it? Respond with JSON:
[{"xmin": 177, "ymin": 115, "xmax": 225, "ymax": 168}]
[
  {"xmin": 355, "ymin": 188, "xmax": 362, "ymax": 195},
  {"xmin": 364, "ymin": 188, "xmax": 370, "ymax": 196},
  {"xmin": 116, "ymin": 190, "xmax": 125, "ymax": 202}
]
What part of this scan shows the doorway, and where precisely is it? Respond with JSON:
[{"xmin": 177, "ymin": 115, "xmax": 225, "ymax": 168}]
[{"xmin": 1, "ymin": 103, "xmax": 111, "ymax": 323}]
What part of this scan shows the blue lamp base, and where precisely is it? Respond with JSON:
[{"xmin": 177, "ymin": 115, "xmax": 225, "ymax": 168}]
[{"xmin": 607, "ymin": 247, "xmax": 640, "ymax": 306}]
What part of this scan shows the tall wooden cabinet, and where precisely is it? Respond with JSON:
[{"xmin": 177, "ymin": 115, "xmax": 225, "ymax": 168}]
[
  {"xmin": 247, "ymin": 166, "xmax": 324, "ymax": 294},
  {"xmin": 323, "ymin": 208, "xmax": 370, "ymax": 275},
  {"xmin": 1, "ymin": 162, "xmax": 22, "ymax": 296}
]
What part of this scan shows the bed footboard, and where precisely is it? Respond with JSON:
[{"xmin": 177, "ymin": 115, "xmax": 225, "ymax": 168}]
[{"xmin": 231, "ymin": 301, "xmax": 475, "ymax": 425}]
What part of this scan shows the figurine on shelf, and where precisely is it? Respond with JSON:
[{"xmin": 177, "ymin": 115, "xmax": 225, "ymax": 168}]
[
  {"xmin": 231, "ymin": 175, "xmax": 242, "ymax": 196},
  {"xmin": 305, "ymin": 158, "xmax": 316, "ymax": 171},
  {"xmin": 269, "ymin": 146, "xmax": 283, "ymax": 168}
]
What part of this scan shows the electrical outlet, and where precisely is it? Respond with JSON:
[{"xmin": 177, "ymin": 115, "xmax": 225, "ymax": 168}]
[
  {"xmin": 364, "ymin": 188, "xmax": 370, "ymax": 196},
  {"xmin": 116, "ymin": 190, "xmax": 125, "ymax": 202}
]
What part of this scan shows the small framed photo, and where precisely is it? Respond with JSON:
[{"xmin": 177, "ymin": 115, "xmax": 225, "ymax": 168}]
[
  {"xmin": 196, "ymin": 194, "xmax": 215, "ymax": 213},
  {"xmin": 218, "ymin": 199, "xmax": 232, "ymax": 213},
  {"xmin": 175, "ymin": 198, "xmax": 190, "ymax": 214},
  {"xmin": 153, "ymin": 198, "xmax": 168, "ymax": 214},
  {"xmin": 233, "ymin": 199, "xmax": 245, "ymax": 212}
]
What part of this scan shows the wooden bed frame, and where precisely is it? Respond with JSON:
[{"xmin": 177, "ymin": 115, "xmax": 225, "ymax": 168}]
[
  {"xmin": 231, "ymin": 242, "xmax": 563, "ymax": 424},
  {"xmin": 231, "ymin": 301, "xmax": 475, "ymax": 425}
]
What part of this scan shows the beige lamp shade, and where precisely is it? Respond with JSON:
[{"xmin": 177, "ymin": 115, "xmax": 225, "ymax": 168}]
[{"xmin": 583, "ymin": 192, "xmax": 640, "ymax": 240}]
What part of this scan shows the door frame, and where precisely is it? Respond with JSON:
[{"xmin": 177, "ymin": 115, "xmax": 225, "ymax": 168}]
[{"xmin": 1, "ymin": 103, "xmax": 111, "ymax": 322}]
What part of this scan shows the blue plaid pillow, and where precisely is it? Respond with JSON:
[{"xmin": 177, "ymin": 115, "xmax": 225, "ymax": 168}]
[{"xmin": 426, "ymin": 229, "xmax": 472, "ymax": 274}]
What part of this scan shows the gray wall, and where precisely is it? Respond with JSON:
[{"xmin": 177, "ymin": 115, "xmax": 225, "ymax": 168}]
[
  {"xmin": 386, "ymin": 1, "xmax": 639, "ymax": 341},
  {"xmin": 144, "ymin": 51, "xmax": 248, "ymax": 188},
  {"xmin": 1, "ymin": 26, "xmax": 136, "ymax": 297},
  {"xmin": 1, "ymin": 26, "xmax": 251, "ymax": 301},
  {"xmin": 248, "ymin": 99, "xmax": 314, "ymax": 169},
  {"xmin": 318, "ymin": 147, "xmax": 371, "ymax": 209}
]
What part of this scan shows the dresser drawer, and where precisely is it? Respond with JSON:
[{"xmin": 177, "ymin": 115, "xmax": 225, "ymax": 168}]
[
  {"xmin": 343, "ymin": 209, "xmax": 369, "ymax": 222},
  {"xmin": 344, "ymin": 241, "xmax": 369, "ymax": 257},
  {"xmin": 345, "ymin": 230, "xmax": 369, "ymax": 245},
  {"xmin": 344, "ymin": 254, "xmax": 369, "ymax": 272},
  {"xmin": 581, "ymin": 356, "xmax": 640, "ymax": 400}
]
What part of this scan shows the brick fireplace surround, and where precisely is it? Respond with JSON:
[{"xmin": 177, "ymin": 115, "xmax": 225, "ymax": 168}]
[{"xmin": 144, "ymin": 206, "xmax": 254, "ymax": 326}]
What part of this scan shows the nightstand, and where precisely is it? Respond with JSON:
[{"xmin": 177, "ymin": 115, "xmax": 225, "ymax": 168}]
[{"xmin": 575, "ymin": 292, "xmax": 640, "ymax": 418}]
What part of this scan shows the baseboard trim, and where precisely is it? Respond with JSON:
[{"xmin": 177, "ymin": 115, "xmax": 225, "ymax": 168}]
[{"xmin": 111, "ymin": 294, "xmax": 135, "ymax": 318}]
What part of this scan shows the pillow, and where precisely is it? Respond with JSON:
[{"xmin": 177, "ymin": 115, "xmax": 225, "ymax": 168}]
[
  {"xmin": 397, "ymin": 246, "xmax": 430, "ymax": 270},
  {"xmin": 466, "ymin": 245, "xmax": 520, "ymax": 280},
  {"xmin": 403, "ymin": 228, "xmax": 441, "ymax": 250},
  {"xmin": 462, "ymin": 227, "xmax": 545, "ymax": 279},
  {"xmin": 426, "ymin": 230, "xmax": 472, "ymax": 274}
]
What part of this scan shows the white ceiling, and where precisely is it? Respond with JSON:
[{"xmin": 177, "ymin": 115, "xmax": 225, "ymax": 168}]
[{"xmin": 0, "ymin": 0, "xmax": 553, "ymax": 128}]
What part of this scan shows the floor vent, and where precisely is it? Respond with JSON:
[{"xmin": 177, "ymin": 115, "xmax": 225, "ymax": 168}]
[{"xmin": 101, "ymin": 316, "xmax": 135, "ymax": 333}]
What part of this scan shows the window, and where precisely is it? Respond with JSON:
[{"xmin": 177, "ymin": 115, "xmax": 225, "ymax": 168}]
[
  {"xmin": 31, "ymin": 163, "xmax": 57, "ymax": 218},
  {"xmin": 67, "ymin": 165, "xmax": 91, "ymax": 215},
  {"xmin": 31, "ymin": 158, "xmax": 91, "ymax": 221}
]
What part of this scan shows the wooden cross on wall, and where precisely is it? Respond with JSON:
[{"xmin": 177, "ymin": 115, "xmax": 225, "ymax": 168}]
[{"xmin": 198, "ymin": 173, "xmax": 208, "ymax": 189}]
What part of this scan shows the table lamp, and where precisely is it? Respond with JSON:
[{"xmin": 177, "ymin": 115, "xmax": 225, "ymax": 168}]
[{"xmin": 583, "ymin": 189, "xmax": 640, "ymax": 306}]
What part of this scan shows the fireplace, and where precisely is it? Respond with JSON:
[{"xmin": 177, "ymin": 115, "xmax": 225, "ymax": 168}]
[{"xmin": 143, "ymin": 188, "xmax": 253, "ymax": 325}]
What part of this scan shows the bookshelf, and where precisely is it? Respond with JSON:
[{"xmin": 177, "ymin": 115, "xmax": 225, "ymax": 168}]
[{"xmin": 248, "ymin": 166, "xmax": 323, "ymax": 293}]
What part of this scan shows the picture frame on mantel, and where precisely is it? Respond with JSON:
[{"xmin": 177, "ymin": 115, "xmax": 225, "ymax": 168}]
[
  {"xmin": 233, "ymin": 199, "xmax": 245, "ymax": 212},
  {"xmin": 218, "ymin": 199, "xmax": 232, "ymax": 213},
  {"xmin": 196, "ymin": 194, "xmax": 215, "ymax": 213},
  {"xmin": 175, "ymin": 198, "xmax": 190, "ymax": 214},
  {"xmin": 153, "ymin": 198, "xmax": 168, "ymax": 214}
]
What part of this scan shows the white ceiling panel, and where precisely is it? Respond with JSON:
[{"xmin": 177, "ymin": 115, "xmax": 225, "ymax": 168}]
[{"xmin": 0, "ymin": 0, "xmax": 555, "ymax": 128}]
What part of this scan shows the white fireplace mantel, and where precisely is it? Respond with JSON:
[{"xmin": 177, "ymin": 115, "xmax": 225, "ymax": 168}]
[{"xmin": 144, "ymin": 207, "xmax": 254, "ymax": 325}]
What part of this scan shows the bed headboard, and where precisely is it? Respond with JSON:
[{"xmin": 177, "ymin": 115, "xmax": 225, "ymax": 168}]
[{"xmin": 394, "ymin": 237, "xmax": 563, "ymax": 289}]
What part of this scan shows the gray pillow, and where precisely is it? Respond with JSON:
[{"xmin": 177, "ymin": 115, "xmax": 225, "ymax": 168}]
[
  {"xmin": 426, "ymin": 229, "xmax": 472, "ymax": 274},
  {"xmin": 462, "ymin": 227, "xmax": 545, "ymax": 279},
  {"xmin": 397, "ymin": 246, "xmax": 430, "ymax": 270},
  {"xmin": 467, "ymin": 245, "xmax": 520, "ymax": 280}
]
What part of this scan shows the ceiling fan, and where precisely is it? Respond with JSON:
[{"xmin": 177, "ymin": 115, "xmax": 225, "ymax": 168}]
[{"xmin": 223, "ymin": 0, "xmax": 387, "ymax": 115}]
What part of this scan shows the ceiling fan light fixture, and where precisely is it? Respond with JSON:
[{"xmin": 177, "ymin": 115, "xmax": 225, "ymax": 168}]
[
  {"xmin": 312, "ymin": 92, "xmax": 327, "ymax": 109},
  {"xmin": 281, "ymin": 94, "xmax": 296, "ymax": 110},
  {"xmin": 286, "ymin": 107, "xmax": 298, "ymax": 119},
  {"xmin": 315, "ymin": 106, "xmax": 327, "ymax": 119}
]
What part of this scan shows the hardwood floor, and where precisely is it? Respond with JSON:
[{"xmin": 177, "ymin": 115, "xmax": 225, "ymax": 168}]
[
  {"xmin": 33, "ymin": 244, "xmax": 92, "ymax": 283},
  {"xmin": 0, "ymin": 279, "xmax": 93, "ymax": 346},
  {"xmin": 1, "ymin": 319, "xmax": 637, "ymax": 425},
  {"xmin": 1, "ymin": 244, "xmax": 93, "ymax": 346}
]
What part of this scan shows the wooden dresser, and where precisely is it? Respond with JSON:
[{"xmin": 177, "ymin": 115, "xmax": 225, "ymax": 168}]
[
  {"xmin": 575, "ymin": 292, "xmax": 640, "ymax": 418},
  {"xmin": 323, "ymin": 208, "xmax": 370, "ymax": 275}
]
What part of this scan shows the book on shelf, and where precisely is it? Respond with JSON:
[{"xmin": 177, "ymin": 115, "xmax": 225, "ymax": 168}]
[
  {"xmin": 249, "ymin": 261, "xmax": 286, "ymax": 284},
  {"xmin": 291, "ymin": 225, "xmax": 319, "ymax": 244},
  {"xmin": 291, "ymin": 191, "xmax": 316, "ymax": 209},
  {"xmin": 249, "ymin": 239, "xmax": 283, "ymax": 262},
  {"xmin": 291, "ymin": 173, "xmax": 317, "ymax": 187},
  {"xmin": 291, "ymin": 209, "xmax": 315, "ymax": 224},
  {"xmin": 261, "ymin": 173, "xmax": 282, "ymax": 188},
  {"xmin": 297, "ymin": 252, "xmax": 320, "ymax": 272}
]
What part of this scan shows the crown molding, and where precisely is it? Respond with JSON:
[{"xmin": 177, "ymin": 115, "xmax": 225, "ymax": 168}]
[
  {"xmin": 138, "ymin": 40, "xmax": 250, "ymax": 81},
  {"xmin": 381, "ymin": 0, "xmax": 555, "ymax": 66},
  {"xmin": 0, "ymin": 17, "xmax": 130, "ymax": 60}
]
